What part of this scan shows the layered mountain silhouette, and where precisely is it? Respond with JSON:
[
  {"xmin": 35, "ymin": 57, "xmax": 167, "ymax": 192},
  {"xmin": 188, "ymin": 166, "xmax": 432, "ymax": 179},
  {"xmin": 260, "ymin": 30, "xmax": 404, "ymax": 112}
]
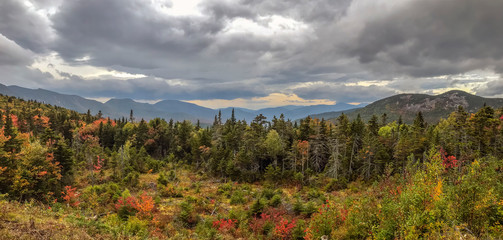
[{"xmin": 0, "ymin": 83, "xmax": 364, "ymax": 123}]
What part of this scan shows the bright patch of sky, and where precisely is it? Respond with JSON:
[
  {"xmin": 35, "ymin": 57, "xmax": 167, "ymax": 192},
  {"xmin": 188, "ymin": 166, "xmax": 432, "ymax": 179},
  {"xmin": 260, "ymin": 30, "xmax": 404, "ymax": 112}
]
[
  {"xmin": 157, "ymin": 0, "xmax": 203, "ymax": 16},
  {"xmin": 30, "ymin": 53, "xmax": 147, "ymax": 80},
  {"xmin": 186, "ymin": 93, "xmax": 335, "ymax": 110},
  {"xmin": 222, "ymin": 15, "xmax": 309, "ymax": 36}
]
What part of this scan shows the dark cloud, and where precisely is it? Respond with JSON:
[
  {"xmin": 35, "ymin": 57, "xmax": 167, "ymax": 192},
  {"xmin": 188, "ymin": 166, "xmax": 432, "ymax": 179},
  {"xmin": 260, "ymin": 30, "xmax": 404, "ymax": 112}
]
[
  {"xmin": 36, "ymin": 71, "xmax": 269, "ymax": 101},
  {"xmin": 293, "ymin": 82, "xmax": 397, "ymax": 103},
  {"xmin": 0, "ymin": 0, "xmax": 53, "ymax": 53},
  {"xmin": 51, "ymin": 0, "xmax": 314, "ymax": 82},
  {"xmin": 346, "ymin": 0, "xmax": 503, "ymax": 77},
  {"xmin": 1, "ymin": 0, "xmax": 502, "ymax": 105},
  {"xmin": 239, "ymin": 0, "xmax": 351, "ymax": 23},
  {"xmin": 52, "ymin": 0, "xmax": 216, "ymax": 67}
]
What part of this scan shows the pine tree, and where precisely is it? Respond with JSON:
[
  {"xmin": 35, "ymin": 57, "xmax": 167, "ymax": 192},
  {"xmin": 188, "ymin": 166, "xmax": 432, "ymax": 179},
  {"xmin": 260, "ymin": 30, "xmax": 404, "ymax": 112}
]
[
  {"xmin": 413, "ymin": 111, "xmax": 425, "ymax": 130},
  {"xmin": 130, "ymin": 109, "xmax": 135, "ymax": 122}
]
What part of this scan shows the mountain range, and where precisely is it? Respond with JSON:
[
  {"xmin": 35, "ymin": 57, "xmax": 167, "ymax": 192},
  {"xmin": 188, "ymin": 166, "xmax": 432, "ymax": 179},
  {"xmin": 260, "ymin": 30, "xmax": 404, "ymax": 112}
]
[
  {"xmin": 0, "ymin": 83, "xmax": 365, "ymax": 123},
  {"xmin": 2, "ymin": 83, "xmax": 502, "ymax": 124},
  {"xmin": 311, "ymin": 90, "xmax": 503, "ymax": 124}
]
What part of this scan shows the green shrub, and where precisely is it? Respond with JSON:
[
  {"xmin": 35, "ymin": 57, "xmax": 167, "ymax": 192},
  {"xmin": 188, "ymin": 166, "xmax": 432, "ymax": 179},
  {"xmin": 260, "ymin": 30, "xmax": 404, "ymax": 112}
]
[
  {"xmin": 323, "ymin": 177, "xmax": 348, "ymax": 192},
  {"xmin": 123, "ymin": 171, "xmax": 140, "ymax": 188},
  {"xmin": 217, "ymin": 182, "xmax": 233, "ymax": 197},
  {"xmin": 264, "ymin": 165, "xmax": 281, "ymax": 183},
  {"xmin": 261, "ymin": 188, "xmax": 276, "ymax": 200},
  {"xmin": 293, "ymin": 198, "xmax": 304, "ymax": 215},
  {"xmin": 307, "ymin": 188, "xmax": 323, "ymax": 200},
  {"xmin": 168, "ymin": 170, "xmax": 178, "ymax": 182},
  {"xmin": 269, "ymin": 194, "xmax": 282, "ymax": 207},
  {"xmin": 191, "ymin": 181, "xmax": 201, "ymax": 194},
  {"xmin": 158, "ymin": 183, "xmax": 183, "ymax": 198},
  {"xmin": 104, "ymin": 214, "xmax": 149, "ymax": 238},
  {"xmin": 304, "ymin": 201, "xmax": 347, "ymax": 240},
  {"xmin": 230, "ymin": 190, "xmax": 246, "ymax": 205},
  {"xmin": 179, "ymin": 199, "xmax": 198, "ymax": 228},
  {"xmin": 250, "ymin": 198, "xmax": 266, "ymax": 216},
  {"xmin": 147, "ymin": 159, "xmax": 164, "ymax": 173},
  {"xmin": 194, "ymin": 219, "xmax": 218, "ymax": 239},
  {"xmin": 124, "ymin": 216, "xmax": 149, "ymax": 237},
  {"xmin": 157, "ymin": 171, "xmax": 169, "ymax": 186},
  {"xmin": 291, "ymin": 219, "xmax": 306, "ymax": 240},
  {"xmin": 302, "ymin": 201, "xmax": 317, "ymax": 217}
]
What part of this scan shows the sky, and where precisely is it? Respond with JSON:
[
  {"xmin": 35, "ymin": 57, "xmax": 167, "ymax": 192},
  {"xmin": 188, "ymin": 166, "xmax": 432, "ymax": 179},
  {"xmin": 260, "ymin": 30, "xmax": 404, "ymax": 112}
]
[{"xmin": 1, "ymin": 0, "xmax": 503, "ymax": 109}]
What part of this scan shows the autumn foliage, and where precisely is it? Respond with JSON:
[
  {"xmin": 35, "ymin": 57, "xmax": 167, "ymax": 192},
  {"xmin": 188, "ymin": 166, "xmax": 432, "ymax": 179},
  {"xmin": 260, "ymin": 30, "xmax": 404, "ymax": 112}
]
[
  {"xmin": 1, "ymin": 94, "xmax": 503, "ymax": 239},
  {"xmin": 62, "ymin": 185, "xmax": 80, "ymax": 207},
  {"xmin": 115, "ymin": 192, "xmax": 155, "ymax": 220},
  {"xmin": 212, "ymin": 218, "xmax": 237, "ymax": 233}
]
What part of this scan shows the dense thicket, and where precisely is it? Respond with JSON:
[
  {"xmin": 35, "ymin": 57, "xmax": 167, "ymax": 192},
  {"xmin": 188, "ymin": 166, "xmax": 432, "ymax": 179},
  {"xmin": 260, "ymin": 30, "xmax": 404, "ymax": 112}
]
[{"xmin": 1, "ymin": 94, "xmax": 503, "ymax": 239}]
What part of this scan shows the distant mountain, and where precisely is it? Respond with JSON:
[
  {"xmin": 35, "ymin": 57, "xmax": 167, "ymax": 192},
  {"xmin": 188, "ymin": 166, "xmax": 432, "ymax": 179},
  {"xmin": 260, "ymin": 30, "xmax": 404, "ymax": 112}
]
[
  {"xmin": 0, "ymin": 84, "xmax": 118, "ymax": 117},
  {"xmin": 322, "ymin": 90, "xmax": 503, "ymax": 124},
  {"xmin": 0, "ymin": 83, "xmax": 362, "ymax": 123},
  {"xmin": 289, "ymin": 103, "xmax": 367, "ymax": 120},
  {"xmin": 309, "ymin": 108, "xmax": 361, "ymax": 120}
]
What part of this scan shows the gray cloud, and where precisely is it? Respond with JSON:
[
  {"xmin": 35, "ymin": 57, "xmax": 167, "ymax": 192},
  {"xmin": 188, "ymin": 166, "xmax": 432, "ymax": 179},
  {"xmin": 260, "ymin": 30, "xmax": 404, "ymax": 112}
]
[
  {"xmin": 0, "ymin": 65, "xmax": 52, "ymax": 88},
  {"xmin": 51, "ymin": 0, "xmax": 313, "ymax": 82},
  {"xmin": 293, "ymin": 82, "xmax": 397, "ymax": 103},
  {"xmin": 0, "ymin": 0, "xmax": 54, "ymax": 53},
  {"xmin": 1, "ymin": 0, "xmax": 502, "ymax": 105},
  {"xmin": 346, "ymin": 0, "xmax": 503, "ymax": 77},
  {"xmin": 0, "ymin": 34, "xmax": 34, "ymax": 66},
  {"xmin": 52, "ymin": 0, "xmax": 215, "ymax": 66},
  {"xmin": 34, "ymin": 71, "xmax": 269, "ymax": 101},
  {"xmin": 475, "ymin": 80, "xmax": 503, "ymax": 97}
]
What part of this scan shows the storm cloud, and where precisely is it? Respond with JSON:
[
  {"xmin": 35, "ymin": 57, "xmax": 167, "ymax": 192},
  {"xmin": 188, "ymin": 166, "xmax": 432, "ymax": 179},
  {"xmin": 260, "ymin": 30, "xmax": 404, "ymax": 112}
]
[
  {"xmin": 346, "ymin": 0, "xmax": 503, "ymax": 77},
  {"xmin": 0, "ymin": 0, "xmax": 502, "ymax": 106}
]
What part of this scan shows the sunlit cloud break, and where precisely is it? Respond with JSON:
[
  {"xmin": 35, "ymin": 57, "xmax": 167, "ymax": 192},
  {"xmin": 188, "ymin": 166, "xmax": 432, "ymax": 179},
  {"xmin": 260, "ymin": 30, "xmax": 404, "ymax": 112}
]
[{"xmin": 186, "ymin": 93, "xmax": 335, "ymax": 110}]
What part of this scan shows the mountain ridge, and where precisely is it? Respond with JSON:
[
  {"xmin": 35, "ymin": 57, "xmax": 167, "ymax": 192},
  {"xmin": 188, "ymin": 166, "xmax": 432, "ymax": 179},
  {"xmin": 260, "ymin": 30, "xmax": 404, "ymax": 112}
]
[
  {"xmin": 0, "ymin": 83, "xmax": 361, "ymax": 123},
  {"xmin": 315, "ymin": 90, "xmax": 503, "ymax": 124}
]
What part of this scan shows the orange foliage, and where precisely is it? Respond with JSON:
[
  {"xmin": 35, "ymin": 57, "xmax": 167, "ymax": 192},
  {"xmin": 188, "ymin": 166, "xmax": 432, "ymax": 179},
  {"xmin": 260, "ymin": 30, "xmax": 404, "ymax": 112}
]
[
  {"xmin": 62, "ymin": 185, "xmax": 80, "ymax": 207},
  {"xmin": 10, "ymin": 114, "xmax": 18, "ymax": 128},
  {"xmin": 77, "ymin": 118, "xmax": 115, "ymax": 144},
  {"xmin": 33, "ymin": 115, "xmax": 50, "ymax": 128},
  {"xmin": 297, "ymin": 140, "xmax": 309, "ymax": 156},
  {"xmin": 135, "ymin": 192, "xmax": 155, "ymax": 219},
  {"xmin": 18, "ymin": 132, "xmax": 30, "ymax": 147},
  {"xmin": 92, "ymin": 118, "xmax": 116, "ymax": 127},
  {"xmin": 199, "ymin": 145, "xmax": 211, "ymax": 155},
  {"xmin": 115, "ymin": 192, "xmax": 155, "ymax": 219},
  {"xmin": 37, "ymin": 171, "xmax": 48, "ymax": 177},
  {"xmin": 46, "ymin": 153, "xmax": 62, "ymax": 180}
]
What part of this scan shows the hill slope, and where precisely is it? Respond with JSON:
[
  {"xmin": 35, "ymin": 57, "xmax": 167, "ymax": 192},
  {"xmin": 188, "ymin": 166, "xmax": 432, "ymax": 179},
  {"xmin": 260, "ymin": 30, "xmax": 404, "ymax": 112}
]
[
  {"xmin": 324, "ymin": 90, "xmax": 503, "ymax": 123},
  {"xmin": 2, "ymin": 85, "xmax": 117, "ymax": 117}
]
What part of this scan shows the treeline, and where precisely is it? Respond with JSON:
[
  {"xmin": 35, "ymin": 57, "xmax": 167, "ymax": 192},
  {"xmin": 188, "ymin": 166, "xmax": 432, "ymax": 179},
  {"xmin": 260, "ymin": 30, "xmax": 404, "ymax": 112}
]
[{"xmin": 0, "ymin": 93, "xmax": 502, "ymax": 201}]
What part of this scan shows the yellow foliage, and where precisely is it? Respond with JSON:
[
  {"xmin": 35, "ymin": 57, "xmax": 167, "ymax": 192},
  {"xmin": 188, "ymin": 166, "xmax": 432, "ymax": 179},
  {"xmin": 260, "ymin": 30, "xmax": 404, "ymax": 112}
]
[{"xmin": 432, "ymin": 179, "xmax": 442, "ymax": 201}]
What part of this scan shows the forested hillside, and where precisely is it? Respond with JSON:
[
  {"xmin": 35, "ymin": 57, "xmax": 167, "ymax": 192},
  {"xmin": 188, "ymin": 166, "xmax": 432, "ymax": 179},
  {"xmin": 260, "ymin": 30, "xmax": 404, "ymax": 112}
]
[
  {"xmin": 1, "ymin": 94, "xmax": 503, "ymax": 239},
  {"xmin": 311, "ymin": 90, "xmax": 503, "ymax": 124}
]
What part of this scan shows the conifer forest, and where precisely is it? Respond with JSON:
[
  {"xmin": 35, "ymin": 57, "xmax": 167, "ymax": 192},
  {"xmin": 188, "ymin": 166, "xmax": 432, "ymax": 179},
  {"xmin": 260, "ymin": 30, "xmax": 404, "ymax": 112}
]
[{"xmin": 1, "ymin": 94, "xmax": 503, "ymax": 239}]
